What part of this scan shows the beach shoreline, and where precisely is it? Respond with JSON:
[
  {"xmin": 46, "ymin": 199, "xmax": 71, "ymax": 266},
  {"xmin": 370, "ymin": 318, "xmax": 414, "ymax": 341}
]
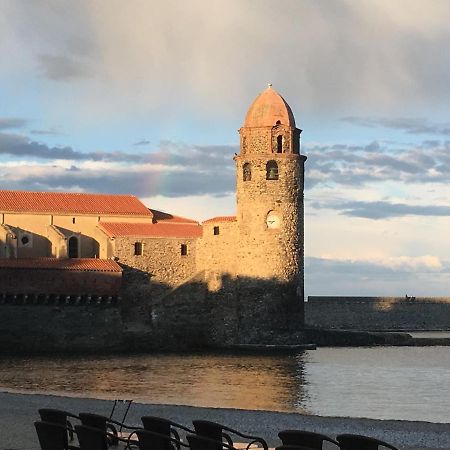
[{"xmin": 1, "ymin": 391, "xmax": 449, "ymax": 450}]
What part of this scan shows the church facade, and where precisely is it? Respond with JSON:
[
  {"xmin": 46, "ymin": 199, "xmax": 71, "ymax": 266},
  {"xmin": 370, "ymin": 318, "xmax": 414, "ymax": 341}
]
[{"xmin": 0, "ymin": 86, "xmax": 307, "ymax": 338}]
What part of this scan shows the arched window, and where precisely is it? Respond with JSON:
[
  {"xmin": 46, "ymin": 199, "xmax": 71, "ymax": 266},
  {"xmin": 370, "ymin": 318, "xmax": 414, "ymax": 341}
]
[
  {"xmin": 276, "ymin": 120, "xmax": 281, "ymax": 125},
  {"xmin": 277, "ymin": 135, "xmax": 283, "ymax": 153},
  {"xmin": 243, "ymin": 163, "xmax": 251, "ymax": 181},
  {"xmin": 266, "ymin": 160, "xmax": 279, "ymax": 180},
  {"xmin": 68, "ymin": 236, "xmax": 79, "ymax": 258}
]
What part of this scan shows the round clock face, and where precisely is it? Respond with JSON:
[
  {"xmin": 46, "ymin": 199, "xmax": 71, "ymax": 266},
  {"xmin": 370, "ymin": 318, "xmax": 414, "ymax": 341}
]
[{"xmin": 266, "ymin": 211, "xmax": 281, "ymax": 229}]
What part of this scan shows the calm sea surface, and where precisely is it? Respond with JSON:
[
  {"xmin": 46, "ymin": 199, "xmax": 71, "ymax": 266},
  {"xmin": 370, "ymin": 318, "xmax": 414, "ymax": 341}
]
[{"xmin": 0, "ymin": 347, "xmax": 449, "ymax": 422}]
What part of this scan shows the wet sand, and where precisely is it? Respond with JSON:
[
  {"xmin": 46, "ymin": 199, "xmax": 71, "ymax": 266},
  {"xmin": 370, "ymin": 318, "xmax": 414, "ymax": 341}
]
[{"xmin": 2, "ymin": 391, "xmax": 449, "ymax": 450}]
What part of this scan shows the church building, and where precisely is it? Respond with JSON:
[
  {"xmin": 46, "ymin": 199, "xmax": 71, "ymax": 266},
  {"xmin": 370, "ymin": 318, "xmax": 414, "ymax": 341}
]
[{"xmin": 0, "ymin": 86, "xmax": 307, "ymax": 328}]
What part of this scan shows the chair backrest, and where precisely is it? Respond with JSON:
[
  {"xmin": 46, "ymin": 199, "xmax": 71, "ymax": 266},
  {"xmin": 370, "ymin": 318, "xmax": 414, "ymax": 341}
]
[
  {"xmin": 141, "ymin": 416, "xmax": 172, "ymax": 436},
  {"xmin": 78, "ymin": 413, "xmax": 108, "ymax": 431},
  {"xmin": 192, "ymin": 420, "xmax": 224, "ymax": 442},
  {"xmin": 187, "ymin": 434, "xmax": 232, "ymax": 450},
  {"xmin": 279, "ymin": 430, "xmax": 339, "ymax": 450},
  {"xmin": 35, "ymin": 421, "xmax": 68, "ymax": 450},
  {"xmin": 136, "ymin": 429, "xmax": 186, "ymax": 450},
  {"xmin": 337, "ymin": 434, "xmax": 400, "ymax": 450},
  {"xmin": 276, "ymin": 445, "xmax": 322, "ymax": 450},
  {"xmin": 39, "ymin": 409, "xmax": 70, "ymax": 426},
  {"xmin": 75, "ymin": 424, "xmax": 108, "ymax": 450}
]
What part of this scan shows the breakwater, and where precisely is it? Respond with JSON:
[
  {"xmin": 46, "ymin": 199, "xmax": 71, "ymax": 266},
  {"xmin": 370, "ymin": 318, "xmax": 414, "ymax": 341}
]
[{"xmin": 306, "ymin": 296, "xmax": 450, "ymax": 331}]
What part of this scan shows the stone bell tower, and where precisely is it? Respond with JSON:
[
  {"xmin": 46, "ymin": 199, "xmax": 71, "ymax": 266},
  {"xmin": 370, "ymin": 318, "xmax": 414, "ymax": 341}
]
[{"xmin": 234, "ymin": 85, "xmax": 307, "ymax": 325}]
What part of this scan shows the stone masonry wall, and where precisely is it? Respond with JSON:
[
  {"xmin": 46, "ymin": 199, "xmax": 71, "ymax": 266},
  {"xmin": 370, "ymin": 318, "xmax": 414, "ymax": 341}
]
[
  {"xmin": 235, "ymin": 154, "xmax": 303, "ymax": 283},
  {"xmin": 0, "ymin": 268, "xmax": 121, "ymax": 295},
  {"xmin": 0, "ymin": 303, "xmax": 123, "ymax": 353},
  {"xmin": 197, "ymin": 221, "xmax": 238, "ymax": 278},
  {"xmin": 114, "ymin": 236, "xmax": 197, "ymax": 288},
  {"xmin": 306, "ymin": 296, "xmax": 450, "ymax": 331},
  {"xmin": 114, "ymin": 235, "xmax": 199, "ymax": 324}
]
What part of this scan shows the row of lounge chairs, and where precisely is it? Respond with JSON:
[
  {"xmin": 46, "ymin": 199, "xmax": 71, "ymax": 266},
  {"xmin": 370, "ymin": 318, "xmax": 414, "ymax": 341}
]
[{"xmin": 34, "ymin": 407, "xmax": 400, "ymax": 450}]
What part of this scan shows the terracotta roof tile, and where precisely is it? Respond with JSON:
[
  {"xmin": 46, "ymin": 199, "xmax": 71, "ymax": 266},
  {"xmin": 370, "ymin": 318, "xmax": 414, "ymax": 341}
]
[
  {"xmin": 99, "ymin": 222, "xmax": 202, "ymax": 238},
  {"xmin": 244, "ymin": 86, "xmax": 296, "ymax": 128},
  {"xmin": 149, "ymin": 208, "xmax": 198, "ymax": 224},
  {"xmin": 202, "ymin": 216, "xmax": 237, "ymax": 224},
  {"xmin": 0, "ymin": 258, "xmax": 122, "ymax": 272},
  {"xmin": 0, "ymin": 190, "xmax": 151, "ymax": 216}
]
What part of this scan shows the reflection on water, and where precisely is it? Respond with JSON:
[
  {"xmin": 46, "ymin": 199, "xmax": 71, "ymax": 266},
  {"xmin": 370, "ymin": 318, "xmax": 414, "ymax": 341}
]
[
  {"xmin": 0, "ymin": 347, "xmax": 449, "ymax": 422},
  {"xmin": 0, "ymin": 353, "xmax": 308, "ymax": 412}
]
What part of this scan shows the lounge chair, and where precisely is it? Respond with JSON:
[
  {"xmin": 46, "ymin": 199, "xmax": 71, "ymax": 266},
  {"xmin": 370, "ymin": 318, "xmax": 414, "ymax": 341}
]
[
  {"xmin": 336, "ymin": 433, "xmax": 400, "ymax": 450},
  {"xmin": 78, "ymin": 412, "xmax": 139, "ymax": 445},
  {"xmin": 34, "ymin": 421, "xmax": 79, "ymax": 450},
  {"xmin": 278, "ymin": 430, "xmax": 339, "ymax": 449},
  {"xmin": 186, "ymin": 433, "xmax": 239, "ymax": 450},
  {"xmin": 75, "ymin": 424, "xmax": 137, "ymax": 450},
  {"xmin": 134, "ymin": 429, "xmax": 189, "ymax": 450},
  {"xmin": 38, "ymin": 409, "xmax": 80, "ymax": 445},
  {"xmin": 192, "ymin": 420, "xmax": 268, "ymax": 450},
  {"xmin": 141, "ymin": 416, "xmax": 194, "ymax": 449}
]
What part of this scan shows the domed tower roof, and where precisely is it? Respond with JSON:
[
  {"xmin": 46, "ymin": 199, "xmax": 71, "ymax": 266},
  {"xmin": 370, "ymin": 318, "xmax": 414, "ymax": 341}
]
[{"xmin": 243, "ymin": 84, "xmax": 296, "ymax": 128}]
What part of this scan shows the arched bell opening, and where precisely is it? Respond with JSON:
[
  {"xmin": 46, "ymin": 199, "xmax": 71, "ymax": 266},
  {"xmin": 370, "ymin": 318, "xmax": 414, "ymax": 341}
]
[
  {"xmin": 68, "ymin": 236, "xmax": 79, "ymax": 258},
  {"xmin": 277, "ymin": 135, "xmax": 283, "ymax": 153},
  {"xmin": 266, "ymin": 160, "xmax": 279, "ymax": 180},
  {"xmin": 243, "ymin": 162, "xmax": 251, "ymax": 181}
]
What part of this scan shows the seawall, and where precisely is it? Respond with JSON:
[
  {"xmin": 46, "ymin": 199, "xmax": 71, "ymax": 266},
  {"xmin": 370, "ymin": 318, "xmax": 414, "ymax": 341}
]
[{"xmin": 305, "ymin": 296, "xmax": 450, "ymax": 331}]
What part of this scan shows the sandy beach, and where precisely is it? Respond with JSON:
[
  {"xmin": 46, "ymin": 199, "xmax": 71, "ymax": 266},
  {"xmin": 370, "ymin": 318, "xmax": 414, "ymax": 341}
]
[{"xmin": 2, "ymin": 391, "xmax": 449, "ymax": 450}]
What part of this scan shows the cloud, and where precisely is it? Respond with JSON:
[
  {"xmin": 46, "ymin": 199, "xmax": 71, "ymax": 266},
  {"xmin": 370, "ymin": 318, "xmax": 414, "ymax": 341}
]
[
  {"xmin": 305, "ymin": 256, "xmax": 450, "ymax": 296},
  {"xmin": 0, "ymin": 132, "xmax": 237, "ymax": 167},
  {"xmin": 133, "ymin": 140, "xmax": 151, "ymax": 146},
  {"xmin": 310, "ymin": 199, "xmax": 450, "ymax": 219},
  {"xmin": 38, "ymin": 54, "xmax": 93, "ymax": 81},
  {"xmin": 303, "ymin": 138, "xmax": 450, "ymax": 189},
  {"xmin": 307, "ymin": 255, "xmax": 444, "ymax": 274},
  {"xmin": 342, "ymin": 117, "xmax": 450, "ymax": 136},
  {"xmin": 5, "ymin": 0, "xmax": 450, "ymax": 118},
  {"xmin": 0, "ymin": 132, "xmax": 87, "ymax": 160},
  {"xmin": 0, "ymin": 161, "xmax": 235, "ymax": 198},
  {"xmin": 0, "ymin": 134, "xmax": 237, "ymax": 198},
  {"xmin": 0, "ymin": 118, "xmax": 28, "ymax": 130},
  {"xmin": 30, "ymin": 129, "xmax": 65, "ymax": 136}
]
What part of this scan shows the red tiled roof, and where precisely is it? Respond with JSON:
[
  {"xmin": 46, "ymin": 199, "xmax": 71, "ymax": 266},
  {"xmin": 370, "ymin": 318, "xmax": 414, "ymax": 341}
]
[
  {"xmin": 202, "ymin": 216, "xmax": 237, "ymax": 224},
  {"xmin": 99, "ymin": 222, "xmax": 203, "ymax": 238},
  {"xmin": 149, "ymin": 208, "xmax": 198, "ymax": 224},
  {"xmin": 0, "ymin": 190, "xmax": 151, "ymax": 216},
  {"xmin": 0, "ymin": 258, "xmax": 122, "ymax": 272}
]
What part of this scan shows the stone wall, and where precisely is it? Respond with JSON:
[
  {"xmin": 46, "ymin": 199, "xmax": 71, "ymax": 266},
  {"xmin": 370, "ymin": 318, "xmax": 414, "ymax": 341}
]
[
  {"xmin": 306, "ymin": 296, "xmax": 450, "ymax": 331},
  {"xmin": 114, "ymin": 236, "xmax": 198, "ymax": 288},
  {"xmin": 0, "ymin": 303, "xmax": 123, "ymax": 353},
  {"xmin": 0, "ymin": 268, "xmax": 122, "ymax": 296},
  {"xmin": 197, "ymin": 221, "xmax": 238, "ymax": 278},
  {"xmin": 123, "ymin": 271, "xmax": 305, "ymax": 350}
]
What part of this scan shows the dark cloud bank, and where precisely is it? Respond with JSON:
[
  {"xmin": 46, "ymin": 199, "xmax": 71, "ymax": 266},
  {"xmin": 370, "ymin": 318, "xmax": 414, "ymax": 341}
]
[{"xmin": 2, "ymin": 120, "xmax": 450, "ymax": 219}]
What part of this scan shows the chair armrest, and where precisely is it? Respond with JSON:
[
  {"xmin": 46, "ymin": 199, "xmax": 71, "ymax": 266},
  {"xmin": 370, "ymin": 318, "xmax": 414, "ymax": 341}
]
[
  {"xmin": 108, "ymin": 417, "xmax": 141, "ymax": 430},
  {"xmin": 169, "ymin": 420, "xmax": 195, "ymax": 434},
  {"xmin": 221, "ymin": 426, "xmax": 268, "ymax": 450},
  {"xmin": 187, "ymin": 434, "xmax": 237, "ymax": 450}
]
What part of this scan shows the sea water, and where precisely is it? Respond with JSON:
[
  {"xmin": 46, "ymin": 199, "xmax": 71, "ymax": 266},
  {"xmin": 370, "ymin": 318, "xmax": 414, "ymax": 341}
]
[{"xmin": 0, "ymin": 346, "xmax": 448, "ymax": 422}]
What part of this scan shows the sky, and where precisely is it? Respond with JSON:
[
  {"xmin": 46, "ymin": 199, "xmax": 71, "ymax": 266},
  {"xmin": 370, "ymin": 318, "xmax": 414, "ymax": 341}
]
[{"xmin": 2, "ymin": 0, "xmax": 450, "ymax": 297}]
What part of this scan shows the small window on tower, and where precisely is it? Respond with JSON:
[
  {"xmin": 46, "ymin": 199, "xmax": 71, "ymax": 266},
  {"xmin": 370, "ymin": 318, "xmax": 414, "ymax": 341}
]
[
  {"xmin": 181, "ymin": 244, "xmax": 188, "ymax": 256},
  {"xmin": 277, "ymin": 135, "xmax": 283, "ymax": 153},
  {"xmin": 134, "ymin": 242, "xmax": 143, "ymax": 256},
  {"xmin": 243, "ymin": 163, "xmax": 251, "ymax": 181},
  {"xmin": 213, "ymin": 226, "xmax": 220, "ymax": 235},
  {"xmin": 266, "ymin": 160, "xmax": 279, "ymax": 180},
  {"xmin": 72, "ymin": 217, "xmax": 76, "ymax": 224}
]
